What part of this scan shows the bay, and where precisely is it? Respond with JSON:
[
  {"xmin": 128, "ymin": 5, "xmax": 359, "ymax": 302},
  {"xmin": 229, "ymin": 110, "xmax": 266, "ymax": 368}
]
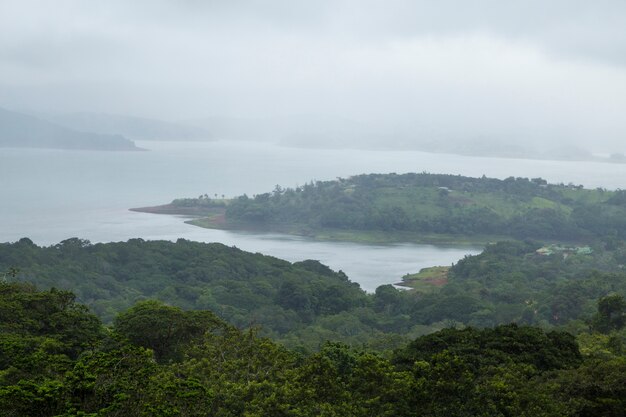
[{"xmin": 3, "ymin": 140, "xmax": 626, "ymax": 291}]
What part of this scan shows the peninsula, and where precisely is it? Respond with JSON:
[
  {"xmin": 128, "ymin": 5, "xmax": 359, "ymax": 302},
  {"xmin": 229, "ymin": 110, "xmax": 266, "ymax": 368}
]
[{"xmin": 131, "ymin": 173, "xmax": 626, "ymax": 245}]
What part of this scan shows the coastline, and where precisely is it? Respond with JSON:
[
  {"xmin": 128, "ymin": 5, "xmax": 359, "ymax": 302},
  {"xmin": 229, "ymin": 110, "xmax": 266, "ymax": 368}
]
[{"xmin": 131, "ymin": 204, "xmax": 492, "ymax": 247}]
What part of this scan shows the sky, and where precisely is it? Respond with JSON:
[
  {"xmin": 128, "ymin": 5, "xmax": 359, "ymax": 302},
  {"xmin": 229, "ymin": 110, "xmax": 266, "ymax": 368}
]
[{"xmin": 1, "ymin": 0, "xmax": 626, "ymax": 149}]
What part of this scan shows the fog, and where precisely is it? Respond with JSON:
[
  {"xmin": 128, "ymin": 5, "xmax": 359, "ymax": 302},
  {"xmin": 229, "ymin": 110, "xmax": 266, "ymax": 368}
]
[{"xmin": 1, "ymin": 0, "xmax": 626, "ymax": 151}]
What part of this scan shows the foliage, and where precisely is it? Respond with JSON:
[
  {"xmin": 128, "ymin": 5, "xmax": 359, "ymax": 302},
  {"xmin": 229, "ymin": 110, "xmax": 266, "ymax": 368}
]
[
  {"xmin": 0, "ymin": 238, "xmax": 374, "ymax": 350},
  {"xmin": 4, "ymin": 237, "xmax": 626, "ymax": 350},
  {"xmin": 114, "ymin": 300, "xmax": 228, "ymax": 363},
  {"xmin": 418, "ymin": 240, "xmax": 626, "ymax": 327},
  {"xmin": 3, "ymin": 284, "xmax": 625, "ymax": 416},
  {"xmin": 591, "ymin": 294, "xmax": 626, "ymax": 333},
  {"xmin": 393, "ymin": 324, "xmax": 582, "ymax": 372}
]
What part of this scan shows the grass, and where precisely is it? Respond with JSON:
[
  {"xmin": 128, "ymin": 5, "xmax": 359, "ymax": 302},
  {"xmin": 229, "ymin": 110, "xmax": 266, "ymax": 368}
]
[
  {"xmin": 371, "ymin": 187, "xmax": 576, "ymax": 221},
  {"xmin": 397, "ymin": 266, "xmax": 450, "ymax": 292}
]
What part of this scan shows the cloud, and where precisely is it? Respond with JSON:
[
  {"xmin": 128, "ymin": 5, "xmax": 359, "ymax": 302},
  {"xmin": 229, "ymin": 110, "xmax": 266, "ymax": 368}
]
[{"xmin": 0, "ymin": 0, "xmax": 625, "ymax": 148}]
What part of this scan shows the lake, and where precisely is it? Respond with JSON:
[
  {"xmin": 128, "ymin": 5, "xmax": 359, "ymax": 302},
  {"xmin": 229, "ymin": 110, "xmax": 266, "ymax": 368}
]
[{"xmin": 3, "ymin": 140, "xmax": 626, "ymax": 290}]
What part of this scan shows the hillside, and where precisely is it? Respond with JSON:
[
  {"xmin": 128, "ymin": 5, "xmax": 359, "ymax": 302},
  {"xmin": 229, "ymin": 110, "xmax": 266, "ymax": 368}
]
[
  {"xmin": 3, "ymin": 237, "xmax": 626, "ymax": 350},
  {"xmin": 0, "ymin": 107, "xmax": 140, "ymax": 151},
  {"xmin": 0, "ymin": 238, "xmax": 382, "ymax": 349}
]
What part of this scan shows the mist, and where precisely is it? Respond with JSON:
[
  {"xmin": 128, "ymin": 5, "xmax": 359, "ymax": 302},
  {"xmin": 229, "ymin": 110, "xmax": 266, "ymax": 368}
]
[{"xmin": 1, "ymin": 0, "xmax": 626, "ymax": 151}]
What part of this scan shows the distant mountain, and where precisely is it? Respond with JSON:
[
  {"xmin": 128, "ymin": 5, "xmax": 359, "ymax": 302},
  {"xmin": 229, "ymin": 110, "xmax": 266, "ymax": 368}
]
[
  {"xmin": 186, "ymin": 114, "xmax": 374, "ymax": 143},
  {"xmin": 0, "ymin": 107, "xmax": 140, "ymax": 151},
  {"xmin": 46, "ymin": 112, "xmax": 212, "ymax": 141},
  {"xmin": 183, "ymin": 116, "xmax": 278, "ymax": 141}
]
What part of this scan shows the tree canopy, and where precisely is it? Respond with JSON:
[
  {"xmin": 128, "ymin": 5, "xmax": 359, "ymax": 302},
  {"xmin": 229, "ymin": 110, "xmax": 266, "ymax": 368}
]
[{"xmin": 1, "ymin": 282, "xmax": 625, "ymax": 416}]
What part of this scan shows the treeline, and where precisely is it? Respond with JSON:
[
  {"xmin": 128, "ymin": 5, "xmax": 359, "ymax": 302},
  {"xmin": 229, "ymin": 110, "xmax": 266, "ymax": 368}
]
[
  {"xmin": 1, "ymin": 282, "xmax": 625, "ymax": 417},
  {"xmin": 222, "ymin": 173, "xmax": 626, "ymax": 241},
  {"xmin": 2, "ymin": 238, "xmax": 626, "ymax": 349}
]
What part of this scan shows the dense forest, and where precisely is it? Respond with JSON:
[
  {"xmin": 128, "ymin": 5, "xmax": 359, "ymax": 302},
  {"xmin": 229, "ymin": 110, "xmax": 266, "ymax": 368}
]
[
  {"xmin": 1, "ymin": 282, "xmax": 625, "ymax": 416},
  {"xmin": 161, "ymin": 173, "xmax": 626, "ymax": 242},
  {"xmin": 2, "ymin": 238, "xmax": 626, "ymax": 352}
]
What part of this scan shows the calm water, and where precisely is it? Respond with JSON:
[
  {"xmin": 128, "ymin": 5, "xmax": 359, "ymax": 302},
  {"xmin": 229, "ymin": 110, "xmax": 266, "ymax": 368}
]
[{"xmin": 3, "ymin": 140, "xmax": 626, "ymax": 290}]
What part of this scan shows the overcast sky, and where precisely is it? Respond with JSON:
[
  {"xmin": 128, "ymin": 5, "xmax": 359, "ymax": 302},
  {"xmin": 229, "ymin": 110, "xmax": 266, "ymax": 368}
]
[{"xmin": 1, "ymin": 0, "xmax": 626, "ymax": 148}]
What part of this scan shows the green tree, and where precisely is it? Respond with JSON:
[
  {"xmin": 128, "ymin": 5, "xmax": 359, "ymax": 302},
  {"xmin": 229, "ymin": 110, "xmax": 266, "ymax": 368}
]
[
  {"xmin": 114, "ymin": 300, "xmax": 227, "ymax": 363},
  {"xmin": 592, "ymin": 294, "xmax": 626, "ymax": 333}
]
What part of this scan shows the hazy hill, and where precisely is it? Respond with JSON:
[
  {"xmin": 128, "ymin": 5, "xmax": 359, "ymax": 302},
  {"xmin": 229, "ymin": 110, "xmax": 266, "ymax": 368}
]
[
  {"xmin": 0, "ymin": 107, "xmax": 140, "ymax": 151},
  {"xmin": 184, "ymin": 116, "xmax": 276, "ymax": 141},
  {"xmin": 45, "ymin": 112, "xmax": 213, "ymax": 141},
  {"xmin": 186, "ymin": 114, "xmax": 372, "ymax": 143},
  {"xmin": 188, "ymin": 115, "xmax": 602, "ymax": 162}
]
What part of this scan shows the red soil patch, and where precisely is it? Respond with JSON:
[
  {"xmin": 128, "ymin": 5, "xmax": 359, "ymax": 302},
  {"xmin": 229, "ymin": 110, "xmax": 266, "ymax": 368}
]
[
  {"xmin": 211, "ymin": 212, "xmax": 227, "ymax": 226},
  {"xmin": 423, "ymin": 277, "xmax": 448, "ymax": 287}
]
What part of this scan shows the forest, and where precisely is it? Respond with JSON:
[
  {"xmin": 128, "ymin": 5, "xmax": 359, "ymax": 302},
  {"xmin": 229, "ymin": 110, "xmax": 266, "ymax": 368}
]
[
  {"xmin": 2, "ymin": 238, "xmax": 626, "ymax": 350},
  {"xmin": 166, "ymin": 173, "xmax": 626, "ymax": 242},
  {"xmin": 1, "ymin": 281, "xmax": 625, "ymax": 416}
]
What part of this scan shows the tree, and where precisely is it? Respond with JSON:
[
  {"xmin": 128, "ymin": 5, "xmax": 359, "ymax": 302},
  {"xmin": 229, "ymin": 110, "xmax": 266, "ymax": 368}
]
[
  {"xmin": 592, "ymin": 294, "xmax": 626, "ymax": 333},
  {"xmin": 113, "ymin": 300, "xmax": 227, "ymax": 363}
]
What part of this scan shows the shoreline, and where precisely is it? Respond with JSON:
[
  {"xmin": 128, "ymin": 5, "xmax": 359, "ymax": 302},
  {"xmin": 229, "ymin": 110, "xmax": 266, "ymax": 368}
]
[
  {"xmin": 130, "ymin": 204, "xmax": 224, "ymax": 217},
  {"xmin": 131, "ymin": 204, "xmax": 492, "ymax": 247},
  {"xmin": 186, "ymin": 217, "xmax": 493, "ymax": 247}
]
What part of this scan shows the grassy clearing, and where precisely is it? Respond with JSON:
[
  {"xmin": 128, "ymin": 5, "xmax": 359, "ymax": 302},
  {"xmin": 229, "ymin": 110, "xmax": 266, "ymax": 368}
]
[
  {"xmin": 560, "ymin": 187, "xmax": 609, "ymax": 204},
  {"xmin": 397, "ymin": 266, "xmax": 450, "ymax": 292},
  {"xmin": 372, "ymin": 187, "xmax": 579, "ymax": 221}
]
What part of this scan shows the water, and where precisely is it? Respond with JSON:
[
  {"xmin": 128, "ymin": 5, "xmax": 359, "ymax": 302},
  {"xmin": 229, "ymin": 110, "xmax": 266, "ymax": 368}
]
[{"xmin": 3, "ymin": 140, "xmax": 626, "ymax": 291}]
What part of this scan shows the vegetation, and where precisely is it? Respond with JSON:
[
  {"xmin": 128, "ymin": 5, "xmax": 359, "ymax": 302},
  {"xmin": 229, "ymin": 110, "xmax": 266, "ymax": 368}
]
[
  {"xmin": 397, "ymin": 266, "xmax": 449, "ymax": 291},
  {"xmin": 3, "ymin": 237, "xmax": 626, "ymax": 352},
  {"xmin": 437, "ymin": 240, "xmax": 626, "ymax": 328},
  {"xmin": 165, "ymin": 173, "xmax": 626, "ymax": 243},
  {"xmin": 1, "ymin": 282, "xmax": 625, "ymax": 416},
  {"xmin": 0, "ymin": 238, "xmax": 401, "ymax": 350}
]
